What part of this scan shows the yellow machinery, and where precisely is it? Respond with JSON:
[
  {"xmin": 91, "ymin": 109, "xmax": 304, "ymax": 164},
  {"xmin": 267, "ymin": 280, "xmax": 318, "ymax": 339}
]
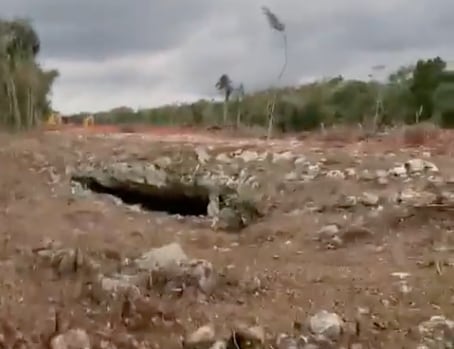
[
  {"xmin": 83, "ymin": 115, "xmax": 94, "ymax": 128},
  {"xmin": 46, "ymin": 112, "xmax": 62, "ymax": 127}
]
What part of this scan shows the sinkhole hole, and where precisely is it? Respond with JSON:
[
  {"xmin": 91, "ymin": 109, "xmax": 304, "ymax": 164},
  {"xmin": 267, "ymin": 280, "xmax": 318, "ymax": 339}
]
[{"xmin": 74, "ymin": 177, "xmax": 210, "ymax": 216}]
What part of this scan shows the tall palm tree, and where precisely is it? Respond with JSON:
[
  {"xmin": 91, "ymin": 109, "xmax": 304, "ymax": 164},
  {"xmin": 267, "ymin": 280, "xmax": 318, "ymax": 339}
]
[
  {"xmin": 261, "ymin": 6, "xmax": 287, "ymax": 140},
  {"xmin": 215, "ymin": 73, "xmax": 233, "ymax": 125}
]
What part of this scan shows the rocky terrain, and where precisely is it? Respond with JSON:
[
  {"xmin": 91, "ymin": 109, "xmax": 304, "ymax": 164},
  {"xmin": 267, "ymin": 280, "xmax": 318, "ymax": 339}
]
[{"xmin": 0, "ymin": 129, "xmax": 453, "ymax": 348}]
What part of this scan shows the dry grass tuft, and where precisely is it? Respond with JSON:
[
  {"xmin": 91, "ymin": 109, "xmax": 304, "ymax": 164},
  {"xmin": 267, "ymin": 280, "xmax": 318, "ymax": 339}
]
[
  {"xmin": 319, "ymin": 125, "xmax": 367, "ymax": 144},
  {"xmin": 401, "ymin": 123, "xmax": 441, "ymax": 147}
]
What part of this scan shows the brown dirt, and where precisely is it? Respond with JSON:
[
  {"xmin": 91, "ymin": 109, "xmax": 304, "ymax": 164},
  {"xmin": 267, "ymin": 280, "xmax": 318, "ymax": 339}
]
[{"xmin": 1, "ymin": 127, "xmax": 454, "ymax": 348}]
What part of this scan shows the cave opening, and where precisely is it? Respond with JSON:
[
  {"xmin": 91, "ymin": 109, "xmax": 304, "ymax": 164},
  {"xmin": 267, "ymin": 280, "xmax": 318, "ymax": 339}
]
[{"xmin": 75, "ymin": 178, "xmax": 210, "ymax": 216}]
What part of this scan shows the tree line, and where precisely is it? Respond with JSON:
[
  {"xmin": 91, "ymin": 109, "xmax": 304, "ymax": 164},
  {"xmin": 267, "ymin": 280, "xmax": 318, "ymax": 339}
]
[
  {"xmin": 1, "ymin": 17, "xmax": 452, "ymax": 134},
  {"xmin": 0, "ymin": 18, "xmax": 58, "ymax": 130},
  {"xmin": 79, "ymin": 56, "xmax": 453, "ymax": 132}
]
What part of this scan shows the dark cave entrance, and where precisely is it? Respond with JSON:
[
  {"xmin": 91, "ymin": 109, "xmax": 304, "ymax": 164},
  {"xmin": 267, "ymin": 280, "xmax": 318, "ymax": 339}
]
[{"xmin": 74, "ymin": 177, "xmax": 210, "ymax": 216}]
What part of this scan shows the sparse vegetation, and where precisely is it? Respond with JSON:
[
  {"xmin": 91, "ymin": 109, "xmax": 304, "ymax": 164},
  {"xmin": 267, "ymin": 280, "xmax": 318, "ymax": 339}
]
[{"xmin": 0, "ymin": 18, "xmax": 58, "ymax": 130}]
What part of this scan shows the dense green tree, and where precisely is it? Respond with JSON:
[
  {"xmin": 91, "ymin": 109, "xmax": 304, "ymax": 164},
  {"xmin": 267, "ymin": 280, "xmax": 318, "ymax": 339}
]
[{"xmin": 409, "ymin": 56, "xmax": 446, "ymax": 121}]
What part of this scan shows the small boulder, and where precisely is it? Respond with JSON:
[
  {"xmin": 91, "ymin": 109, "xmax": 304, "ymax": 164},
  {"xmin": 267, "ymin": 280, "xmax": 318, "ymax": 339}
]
[
  {"xmin": 228, "ymin": 324, "xmax": 265, "ymax": 349},
  {"xmin": 135, "ymin": 243, "xmax": 188, "ymax": 271},
  {"xmin": 405, "ymin": 159, "xmax": 438, "ymax": 174},
  {"xmin": 308, "ymin": 310, "xmax": 343, "ymax": 341},
  {"xmin": 183, "ymin": 324, "xmax": 216, "ymax": 349},
  {"xmin": 418, "ymin": 316, "xmax": 454, "ymax": 348},
  {"xmin": 359, "ymin": 192, "xmax": 380, "ymax": 206},
  {"xmin": 50, "ymin": 328, "xmax": 90, "ymax": 349}
]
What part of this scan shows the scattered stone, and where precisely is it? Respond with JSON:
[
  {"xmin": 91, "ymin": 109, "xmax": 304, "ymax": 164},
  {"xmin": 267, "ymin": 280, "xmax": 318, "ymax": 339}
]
[
  {"xmin": 98, "ymin": 274, "xmax": 142, "ymax": 298},
  {"xmin": 178, "ymin": 259, "xmax": 218, "ymax": 294},
  {"xmin": 215, "ymin": 207, "xmax": 244, "ymax": 231},
  {"xmin": 316, "ymin": 225, "xmax": 340, "ymax": 242},
  {"xmin": 183, "ymin": 324, "xmax": 216, "ymax": 349},
  {"xmin": 35, "ymin": 247, "xmax": 98, "ymax": 276},
  {"xmin": 375, "ymin": 169, "xmax": 388, "ymax": 179},
  {"xmin": 216, "ymin": 153, "xmax": 231, "ymax": 163},
  {"xmin": 344, "ymin": 168, "xmax": 357, "ymax": 178},
  {"xmin": 195, "ymin": 147, "xmax": 211, "ymax": 164},
  {"xmin": 306, "ymin": 164, "xmax": 321, "ymax": 178},
  {"xmin": 273, "ymin": 151, "xmax": 295, "ymax": 163},
  {"xmin": 50, "ymin": 328, "xmax": 90, "ymax": 349},
  {"xmin": 359, "ymin": 192, "xmax": 380, "ymax": 206},
  {"xmin": 336, "ymin": 195, "xmax": 357, "ymax": 209},
  {"xmin": 135, "ymin": 243, "xmax": 218, "ymax": 295},
  {"xmin": 135, "ymin": 242, "xmax": 188, "ymax": 271},
  {"xmin": 308, "ymin": 310, "xmax": 343, "ymax": 340},
  {"xmin": 275, "ymin": 334, "xmax": 301, "ymax": 349},
  {"xmin": 294, "ymin": 156, "xmax": 307, "ymax": 166},
  {"xmin": 377, "ymin": 176, "xmax": 389, "ymax": 185},
  {"xmin": 237, "ymin": 150, "xmax": 260, "ymax": 162},
  {"xmin": 359, "ymin": 169, "xmax": 376, "ymax": 181},
  {"xmin": 284, "ymin": 171, "xmax": 299, "ymax": 181},
  {"xmin": 389, "ymin": 165, "xmax": 407, "ymax": 178},
  {"xmin": 418, "ymin": 316, "xmax": 454, "ymax": 348},
  {"xmin": 395, "ymin": 188, "xmax": 438, "ymax": 207},
  {"xmin": 405, "ymin": 159, "xmax": 438, "ymax": 174},
  {"xmin": 326, "ymin": 170, "xmax": 345, "ymax": 180},
  {"xmin": 154, "ymin": 156, "xmax": 172, "ymax": 168},
  {"xmin": 228, "ymin": 324, "xmax": 265, "ymax": 349}
]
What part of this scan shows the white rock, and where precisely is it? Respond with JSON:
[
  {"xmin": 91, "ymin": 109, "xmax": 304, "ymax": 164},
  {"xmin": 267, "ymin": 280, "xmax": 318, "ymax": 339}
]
[
  {"xmin": 238, "ymin": 150, "xmax": 259, "ymax": 162},
  {"xmin": 285, "ymin": 171, "xmax": 299, "ymax": 181},
  {"xmin": 216, "ymin": 153, "xmax": 231, "ymax": 163},
  {"xmin": 326, "ymin": 169, "xmax": 345, "ymax": 180},
  {"xmin": 316, "ymin": 225, "xmax": 340, "ymax": 240},
  {"xmin": 359, "ymin": 169, "xmax": 375, "ymax": 181},
  {"xmin": 360, "ymin": 192, "xmax": 380, "ymax": 206},
  {"xmin": 50, "ymin": 328, "xmax": 90, "ymax": 349},
  {"xmin": 389, "ymin": 165, "xmax": 408, "ymax": 177},
  {"xmin": 273, "ymin": 151, "xmax": 295, "ymax": 163},
  {"xmin": 344, "ymin": 168, "xmax": 357, "ymax": 177},
  {"xmin": 306, "ymin": 164, "xmax": 321, "ymax": 177},
  {"xmin": 135, "ymin": 243, "xmax": 188, "ymax": 271},
  {"xmin": 418, "ymin": 315, "xmax": 454, "ymax": 347},
  {"xmin": 195, "ymin": 147, "xmax": 211, "ymax": 164},
  {"xmin": 405, "ymin": 158, "xmax": 439, "ymax": 174},
  {"xmin": 294, "ymin": 156, "xmax": 307, "ymax": 165},
  {"xmin": 309, "ymin": 310, "xmax": 343, "ymax": 340},
  {"xmin": 184, "ymin": 324, "xmax": 215, "ymax": 346}
]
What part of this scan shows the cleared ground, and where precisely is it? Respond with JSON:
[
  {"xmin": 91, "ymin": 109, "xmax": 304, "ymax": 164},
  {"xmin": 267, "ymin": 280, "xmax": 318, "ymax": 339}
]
[{"xmin": 0, "ymin": 126, "xmax": 453, "ymax": 348}]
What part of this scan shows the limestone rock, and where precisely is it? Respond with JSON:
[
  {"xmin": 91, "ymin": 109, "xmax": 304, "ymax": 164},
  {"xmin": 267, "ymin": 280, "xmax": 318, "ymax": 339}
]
[
  {"xmin": 228, "ymin": 324, "xmax": 265, "ymax": 349},
  {"xmin": 405, "ymin": 159, "xmax": 438, "ymax": 174},
  {"xmin": 308, "ymin": 310, "xmax": 343, "ymax": 340},
  {"xmin": 135, "ymin": 242, "xmax": 188, "ymax": 271},
  {"xmin": 134, "ymin": 243, "xmax": 218, "ymax": 295},
  {"xmin": 50, "ymin": 329, "xmax": 90, "ymax": 349},
  {"xmin": 360, "ymin": 192, "xmax": 380, "ymax": 206},
  {"xmin": 183, "ymin": 324, "xmax": 216, "ymax": 349},
  {"xmin": 418, "ymin": 316, "xmax": 454, "ymax": 348}
]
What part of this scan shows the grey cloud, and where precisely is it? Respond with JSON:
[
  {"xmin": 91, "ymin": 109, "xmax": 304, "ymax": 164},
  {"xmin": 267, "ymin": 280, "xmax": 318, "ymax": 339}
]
[
  {"xmin": 3, "ymin": 0, "xmax": 454, "ymax": 113},
  {"xmin": 173, "ymin": 0, "xmax": 454, "ymax": 98},
  {"xmin": 4, "ymin": 0, "xmax": 216, "ymax": 59}
]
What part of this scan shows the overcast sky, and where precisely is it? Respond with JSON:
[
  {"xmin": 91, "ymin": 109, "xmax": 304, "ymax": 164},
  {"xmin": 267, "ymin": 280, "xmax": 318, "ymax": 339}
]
[{"xmin": 3, "ymin": 0, "xmax": 454, "ymax": 114}]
